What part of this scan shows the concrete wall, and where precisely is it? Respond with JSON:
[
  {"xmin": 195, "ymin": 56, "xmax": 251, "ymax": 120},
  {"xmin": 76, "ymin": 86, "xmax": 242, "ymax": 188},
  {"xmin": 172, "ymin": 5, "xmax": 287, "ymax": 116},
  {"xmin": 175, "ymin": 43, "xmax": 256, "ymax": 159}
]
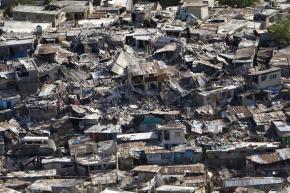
[
  {"xmin": 0, "ymin": 97, "xmax": 20, "ymax": 110},
  {"xmin": 196, "ymin": 89, "xmax": 236, "ymax": 109},
  {"xmin": 43, "ymin": 162, "xmax": 76, "ymax": 176},
  {"xmin": 12, "ymin": 11, "xmax": 65, "ymax": 27},
  {"xmin": 0, "ymin": 78, "xmax": 16, "ymax": 90},
  {"xmin": 252, "ymin": 70, "xmax": 281, "ymax": 89},
  {"xmin": 0, "ymin": 43, "xmax": 33, "ymax": 59},
  {"xmin": 146, "ymin": 150, "xmax": 202, "ymax": 165},
  {"xmin": 160, "ymin": 128, "xmax": 186, "ymax": 146},
  {"xmin": 187, "ymin": 5, "xmax": 208, "ymax": 20},
  {"xmin": 146, "ymin": 152, "xmax": 171, "ymax": 165}
]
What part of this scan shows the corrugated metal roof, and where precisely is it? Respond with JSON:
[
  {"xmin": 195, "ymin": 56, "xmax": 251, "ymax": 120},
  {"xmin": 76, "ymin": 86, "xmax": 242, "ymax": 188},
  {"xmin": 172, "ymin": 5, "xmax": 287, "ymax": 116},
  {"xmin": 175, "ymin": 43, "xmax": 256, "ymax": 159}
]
[
  {"xmin": 227, "ymin": 106, "xmax": 253, "ymax": 121},
  {"xmin": 156, "ymin": 185, "xmax": 196, "ymax": 193},
  {"xmin": 84, "ymin": 124, "xmax": 121, "ymax": 134},
  {"xmin": 161, "ymin": 164, "xmax": 205, "ymax": 175},
  {"xmin": 253, "ymin": 111, "xmax": 286, "ymax": 126},
  {"xmin": 128, "ymin": 61, "xmax": 167, "ymax": 76},
  {"xmin": 132, "ymin": 165, "xmax": 162, "ymax": 173},
  {"xmin": 247, "ymin": 148, "xmax": 290, "ymax": 164},
  {"xmin": 117, "ymin": 132, "xmax": 158, "ymax": 142},
  {"xmin": 91, "ymin": 171, "xmax": 118, "ymax": 185},
  {"xmin": 224, "ymin": 177, "xmax": 283, "ymax": 188}
]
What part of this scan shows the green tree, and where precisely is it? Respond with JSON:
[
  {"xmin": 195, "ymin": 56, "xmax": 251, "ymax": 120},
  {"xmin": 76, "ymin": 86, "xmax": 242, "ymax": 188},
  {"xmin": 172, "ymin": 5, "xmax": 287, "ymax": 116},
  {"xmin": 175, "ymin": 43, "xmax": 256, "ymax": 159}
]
[
  {"xmin": 268, "ymin": 18, "xmax": 290, "ymax": 48},
  {"xmin": 218, "ymin": 0, "xmax": 257, "ymax": 8}
]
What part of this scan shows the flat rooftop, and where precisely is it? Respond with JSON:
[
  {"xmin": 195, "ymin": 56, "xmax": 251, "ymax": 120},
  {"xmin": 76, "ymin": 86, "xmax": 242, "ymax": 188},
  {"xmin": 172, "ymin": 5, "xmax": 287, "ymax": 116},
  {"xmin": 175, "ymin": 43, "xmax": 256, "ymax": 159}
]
[
  {"xmin": 13, "ymin": 5, "xmax": 63, "ymax": 15},
  {"xmin": 256, "ymin": 8, "xmax": 279, "ymax": 16},
  {"xmin": 0, "ymin": 20, "xmax": 51, "ymax": 33},
  {"xmin": 18, "ymin": 58, "xmax": 37, "ymax": 71}
]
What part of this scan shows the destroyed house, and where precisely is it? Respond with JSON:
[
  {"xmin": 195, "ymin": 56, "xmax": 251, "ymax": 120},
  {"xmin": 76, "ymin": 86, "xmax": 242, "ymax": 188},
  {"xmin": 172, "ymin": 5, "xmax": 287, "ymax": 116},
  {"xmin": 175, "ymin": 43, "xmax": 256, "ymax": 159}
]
[
  {"xmin": 156, "ymin": 124, "xmax": 186, "ymax": 147},
  {"xmin": 0, "ymin": 128, "xmax": 6, "ymax": 155},
  {"xmin": 254, "ymin": 9, "xmax": 280, "ymax": 28},
  {"xmin": 0, "ymin": 62, "xmax": 13, "ymax": 73},
  {"xmin": 0, "ymin": 71, "xmax": 16, "ymax": 99},
  {"xmin": 0, "ymin": 89, "xmax": 20, "ymax": 111},
  {"xmin": 37, "ymin": 63, "xmax": 63, "ymax": 83},
  {"xmin": 15, "ymin": 58, "xmax": 38, "ymax": 97},
  {"xmin": 84, "ymin": 124, "xmax": 122, "ymax": 142},
  {"xmin": 75, "ymin": 154, "xmax": 116, "ymax": 175},
  {"xmin": 226, "ymin": 106, "xmax": 253, "ymax": 122},
  {"xmin": 125, "ymin": 29, "xmax": 159, "ymax": 51},
  {"xmin": 0, "ymin": 38, "xmax": 34, "ymax": 59},
  {"xmin": 206, "ymin": 142, "xmax": 279, "ymax": 168},
  {"xmin": 193, "ymin": 59, "xmax": 223, "ymax": 76},
  {"xmin": 68, "ymin": 137, "xmax": 117, "ymax": 175},
  {"xmin": 90, "ymin": 170, "xmax": 118, "ymax": 186},
  {"xmin": 127, "ymin": 61, "xmax": 168, "ymax": 95},
  {"xmin": 160, "ymin": 72, "xmax": 208, "ymax": 106},
  {"xmin": 68, "ymin": 136, "xmax": 97, "ymax": 157},
  {"xmin": 24, "ymin": 98, "xmax": 58, "ymax": 121},
  {"xmin": 0, "ymin": 64, "xmax": 17, "ymax": 89},
  {"xmin": 10, "ymin": 136, "xmax": 56, "ymax": 157},
  {"xmin": 132, "ymin": 165, "xmax": 162, "ymax": 183},
  {"xmin": 12, "ymin": 5, "xmax": 66, "ymax": 27},
  {"xmin": 217, "ymin": 19, "xmax": 247, "ymax": 35},
  {"xmin": 50, "ymin": 1, "xmax": 93, "ymax": 21},
  {"xmin": 239, "ymin": 89, "xmax": 271, "ymax": 106},
  {"xmin": 111, "ymin": 50, "xmax": 139, "ymax": 76},
  {"xmin": 41, "ymin": 156, "xmax": 76, "ymax": 176},
  {"xmin": 161, "ymin": 25, "xmax": 189, "ymax": 38},
  {"xmin": 34, "ymin": 44, "xmax": 60, "ymax": 62},
  {"xmin": 153, "ymin": 43, "xmax": 182, "ymax": 64},
  {"xmin": 132, "ymin": 3, "xmax": 158, "ymax": 25},
  {"xmin": 194, "ymin": 85, "xmax": 240, "ymax": 110},
  {"xmin": 117, "ymin": 141, "xmax": 148, "ymax": 169},
  {"xmin": 277, "ymin": 3, "xmax": 290, "ymax": 16},
  {"xmin": 246, "ymin": 148, "xmax": 290, "ymax": 176},
  {"xmin": 249, "ymin": 67, "xmax": 281, "ymax": 90},
  {"xmin": 270, "ymin": 47, "xmax": 290, "ymax": 77},
  {"xmin": 232, "ymin": 43, "xmax": 257, "ymax": 74}
]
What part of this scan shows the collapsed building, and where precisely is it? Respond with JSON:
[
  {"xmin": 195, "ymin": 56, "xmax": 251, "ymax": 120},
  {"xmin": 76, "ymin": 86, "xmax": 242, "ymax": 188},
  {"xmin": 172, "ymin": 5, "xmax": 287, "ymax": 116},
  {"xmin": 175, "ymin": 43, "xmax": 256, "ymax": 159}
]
[{"xmin": 1, "ymin": 0, "xmax": 290, "ymax": 193}]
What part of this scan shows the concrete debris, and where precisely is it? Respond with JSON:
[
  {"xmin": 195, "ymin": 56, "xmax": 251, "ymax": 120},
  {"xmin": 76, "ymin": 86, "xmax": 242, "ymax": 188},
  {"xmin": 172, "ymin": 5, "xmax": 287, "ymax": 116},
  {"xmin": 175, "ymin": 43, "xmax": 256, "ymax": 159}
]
[{"xmin": 1, "ymin": 0, "xmax": 290, "ymax": 192}]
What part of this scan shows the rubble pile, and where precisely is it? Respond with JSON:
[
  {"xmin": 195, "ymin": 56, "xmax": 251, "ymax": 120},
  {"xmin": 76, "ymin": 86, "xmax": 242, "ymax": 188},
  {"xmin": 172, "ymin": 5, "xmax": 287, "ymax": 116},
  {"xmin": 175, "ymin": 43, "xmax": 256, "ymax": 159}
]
[{"xmin": 1, "ymin": 0, "xmax": 290, "ymax": 193}]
